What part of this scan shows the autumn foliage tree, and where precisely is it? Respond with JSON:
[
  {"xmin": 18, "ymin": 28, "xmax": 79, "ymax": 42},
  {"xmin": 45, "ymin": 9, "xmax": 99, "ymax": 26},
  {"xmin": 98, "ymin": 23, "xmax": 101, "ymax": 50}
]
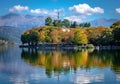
[
  {"xmin": 50, "ymin": 29, "xmax": 61, "ymax": 43},
  {"xmin": 73, "ymin": 29, "xmax": 88, "ymax": 44},
  {"xmin": 110, "ymin": 21, "xmax": 120, "ymax": 28},
  {"xmin": 86, "ymin": 26, "xmax": 108, "ymax": 45}
]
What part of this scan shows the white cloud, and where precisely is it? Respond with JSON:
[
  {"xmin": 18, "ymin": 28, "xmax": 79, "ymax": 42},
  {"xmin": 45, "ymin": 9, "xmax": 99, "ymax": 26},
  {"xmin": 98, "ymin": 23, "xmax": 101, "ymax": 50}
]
[
  {"xmin": 64, "ymin": 15, "xmax": 83, "ymax": 22},
  {"xmin": 49, "ymin": 8, "xmax": 64, "ymax": 16},
  {"xmin": 69, "ymin": 3, "xmax": 104, "ymax": 15},
  {"xmin": 66, "ymin": 3, "xmax": 104, "ymax": 22},
  {"xmin": 30, "ymin": 8, "xmax": 64, "ymax": 17},
  {"xmin": 116, "ymin": 8, "xmax": 120, "ymax": 14},
  {"xmin": 30, "ymin": 9, "xmax": 48, "ymax": 14},
  {"xmin": 9, "ymin": 5, "xmax": 29, "ymax": 12}
]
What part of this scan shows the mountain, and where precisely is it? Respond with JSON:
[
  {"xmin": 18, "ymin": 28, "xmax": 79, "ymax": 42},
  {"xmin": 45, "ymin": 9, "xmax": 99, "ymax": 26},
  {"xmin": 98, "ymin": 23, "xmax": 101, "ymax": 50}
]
[
  {"xmin": 0, "ymin": 26, "xmax": 23, "ymax": 43},
  {"xmin": 0, "ymin": 13, "xmax": 119, "ymax": 28},
  {"xmin": 0, "ymin": 13, "xmax": 46, "ymax": 29},
  {"xmin": 90, "ymin": 18, "xmax": 118, "ymax": 27}
]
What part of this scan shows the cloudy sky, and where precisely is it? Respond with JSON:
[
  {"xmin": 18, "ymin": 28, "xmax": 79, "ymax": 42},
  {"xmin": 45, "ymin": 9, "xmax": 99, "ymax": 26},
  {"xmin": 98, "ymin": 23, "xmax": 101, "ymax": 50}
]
[{"xmin": 0, "ymin": 0, "xmax": 120, "ymax": 22}]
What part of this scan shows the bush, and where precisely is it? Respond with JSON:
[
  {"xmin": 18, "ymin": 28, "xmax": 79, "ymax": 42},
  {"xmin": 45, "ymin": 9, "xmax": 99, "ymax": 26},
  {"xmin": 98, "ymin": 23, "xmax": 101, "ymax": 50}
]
[{"xmin": 86, "ymin": 44, "xmax": 94, "ymax": 49}]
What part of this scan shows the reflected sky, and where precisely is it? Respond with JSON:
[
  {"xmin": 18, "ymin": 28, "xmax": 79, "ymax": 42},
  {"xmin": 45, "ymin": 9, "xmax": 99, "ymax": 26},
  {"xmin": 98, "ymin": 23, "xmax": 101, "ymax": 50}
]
[{"xmin": 0, "ymin": 46, "xmax": 120, "ymax": 84}]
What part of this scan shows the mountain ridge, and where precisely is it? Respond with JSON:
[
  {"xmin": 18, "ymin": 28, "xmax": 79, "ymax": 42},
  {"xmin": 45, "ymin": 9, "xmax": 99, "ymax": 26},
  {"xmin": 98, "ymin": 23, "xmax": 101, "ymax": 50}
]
[
  {"xmin": 0, "ymin": 13, "xmax": 119, "ymax": 28},
  {"xmin": 0, "ymin": 13, "xmax": 46, "ymax": 29},
  {"xmin": 90, "ymin": 18, "xmax": 118, "ymax": 27},
  {"xmin": 0, "ymin": 26, "xmax": 23, "ymax": 43}
]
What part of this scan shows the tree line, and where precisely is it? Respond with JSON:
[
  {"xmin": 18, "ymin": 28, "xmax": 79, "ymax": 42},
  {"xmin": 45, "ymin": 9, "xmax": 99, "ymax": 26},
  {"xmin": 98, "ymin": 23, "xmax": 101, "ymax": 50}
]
[
  {"xmin": 45, "ymin": 17, "xmax": 91, "ymax": 28},
  {"xmin": 21, "ymin": 26, "xmax": 87, "ymax": 45},
  {"xmin": 21, "ymin": 19, "xmax": 120, "ymax": 46}
]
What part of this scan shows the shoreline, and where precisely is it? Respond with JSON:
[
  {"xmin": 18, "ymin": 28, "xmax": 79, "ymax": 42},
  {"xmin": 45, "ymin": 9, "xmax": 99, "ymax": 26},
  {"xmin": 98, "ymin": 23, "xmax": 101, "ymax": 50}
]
[
  {"xmin": 19, "ymin": 44, "xmax": 120, "ymax": 50},
  {"xmin": 19, "ymin": 44, "xmax": 93, "ymax": 50}
]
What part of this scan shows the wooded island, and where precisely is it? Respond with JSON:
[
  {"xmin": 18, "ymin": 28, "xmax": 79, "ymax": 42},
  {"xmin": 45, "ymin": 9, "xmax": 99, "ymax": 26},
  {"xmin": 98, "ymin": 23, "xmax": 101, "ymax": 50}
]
[{"xmin": 20, "ymin": 17, "xmax": 120, "ymax": 49}]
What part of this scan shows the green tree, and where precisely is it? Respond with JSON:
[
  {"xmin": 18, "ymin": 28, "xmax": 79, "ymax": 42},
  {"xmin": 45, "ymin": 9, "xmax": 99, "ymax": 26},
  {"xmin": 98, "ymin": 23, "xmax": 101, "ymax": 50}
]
[
  {"xmin": 21, "ymin": 33, "xmax": 31, "ymax": 45},
  {"xmin": 79, "ymin": 23, "xmax": 84, "ymax": 27},
  {"xmin": 110, "ymin": 21, "xmax": 120, "ymax": 45},
  {"xmin": 112, "ymin": 27, "xmax": 120, "ymax": 45},
  {"xmin": 71, "ymin": 21, "xmax": 78, "ymax": 28},
  {"xmin": 29, "ymin": 31, "xmax": 39, "ymax": 45},
  {"xmin": 45, "ymin": 17, "xmax": 53, "ymax": 26},
  {"xmin": 62, "ymin": 19, "xmax": 70, "ymax": 28},
  {"xmin": 53, "ymin": 20, "xmax": 62, "ymax": 27},
  {"xmin": 21, "ymin": 34, "xmax": 27, "ymax": 44},
  {"xmin": 21, "ymin": 31, "xmax": 39, "ymax": 46},
  {"xmin": 84, "ymin": 23, "xmax": 91, "ymax": 27},
  {"xmin": 79, "ymin": 22, "xmax": 91, "ymax": 27}
]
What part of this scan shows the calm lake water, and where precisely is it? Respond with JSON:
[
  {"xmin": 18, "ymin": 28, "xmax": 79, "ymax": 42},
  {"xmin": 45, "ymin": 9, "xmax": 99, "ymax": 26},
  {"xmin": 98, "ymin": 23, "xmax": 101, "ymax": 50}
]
[{"xmin": 0, "ymin": 46, "xmax": 120, "ymax": 84}]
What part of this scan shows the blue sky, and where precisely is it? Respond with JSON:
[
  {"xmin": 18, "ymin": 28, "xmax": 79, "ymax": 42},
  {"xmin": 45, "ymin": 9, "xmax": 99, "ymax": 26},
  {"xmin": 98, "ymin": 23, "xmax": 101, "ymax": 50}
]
[{"xmin": 0, "ymin": 0, "xmax": 120, "ymax": 22}]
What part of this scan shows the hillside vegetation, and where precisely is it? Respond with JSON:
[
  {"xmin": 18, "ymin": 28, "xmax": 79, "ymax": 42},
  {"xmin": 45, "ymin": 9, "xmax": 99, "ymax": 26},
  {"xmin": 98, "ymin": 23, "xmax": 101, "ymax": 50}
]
[
  {"xmin": 0, "ymin": 13, "xmax": 45, "ymax": 28},
  {"xmin": 21, "ymin": 19, "xmax": 120, "ymax": 46},
  {"xmin": 21, "ymin": 26, "xmax": 87, "ymax": 45}
]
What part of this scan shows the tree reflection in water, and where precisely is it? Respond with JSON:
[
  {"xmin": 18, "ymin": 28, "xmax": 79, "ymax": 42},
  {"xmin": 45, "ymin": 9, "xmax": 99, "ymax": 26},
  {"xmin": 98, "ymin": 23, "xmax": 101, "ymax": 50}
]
[{"xmin": 21, "ymin": 49, "xmax": 120, "ymax": 78}]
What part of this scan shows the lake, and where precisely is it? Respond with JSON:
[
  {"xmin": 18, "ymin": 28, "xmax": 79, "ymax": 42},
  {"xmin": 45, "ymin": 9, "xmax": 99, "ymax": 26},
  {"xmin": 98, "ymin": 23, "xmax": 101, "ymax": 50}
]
[{"xmin": 0, "ymin": 45, "xmax": 120, "ymax": 84}]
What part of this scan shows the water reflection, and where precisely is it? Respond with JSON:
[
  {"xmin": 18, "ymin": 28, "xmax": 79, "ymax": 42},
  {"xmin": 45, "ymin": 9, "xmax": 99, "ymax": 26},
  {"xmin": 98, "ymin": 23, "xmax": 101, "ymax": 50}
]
[
  {"xmin": 71, "ymin": 74, "xmax": 104, "ymax": 84},
  {"xmin": 21, "ymin": 49, "xmax": 120, "ymax": 77},
  {"xmin": 0, "ymin": 45, "xmax": 8, "ymax": 53},
  {"xmin": 0, "ymin": 46, "xmax": 120, "ymax": 84},
  {"xmin": 89, "ymin": 50, "xmax": 120, "ymax": 73},
  {"xmin": 0, "ymin": 46, "xmax": 47, "ymax": 84}
]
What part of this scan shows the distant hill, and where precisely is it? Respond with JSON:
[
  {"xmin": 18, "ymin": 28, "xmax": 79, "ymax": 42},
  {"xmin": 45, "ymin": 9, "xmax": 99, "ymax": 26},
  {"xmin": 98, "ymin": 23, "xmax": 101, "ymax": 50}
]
[
  {"xmin": 90, "ymin": 18, "xmax": 118, "ymax": 27},
  {"xmin": 0, "ymin": 13, "xmax": 119, "ymax": 28},
  {"xmin": 0, "ymin": 26, "xmax": 23, "ymax": 43},
  {"xmin": 0, "ymin": 13, "xmax": 46, "ymax": 29}
]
